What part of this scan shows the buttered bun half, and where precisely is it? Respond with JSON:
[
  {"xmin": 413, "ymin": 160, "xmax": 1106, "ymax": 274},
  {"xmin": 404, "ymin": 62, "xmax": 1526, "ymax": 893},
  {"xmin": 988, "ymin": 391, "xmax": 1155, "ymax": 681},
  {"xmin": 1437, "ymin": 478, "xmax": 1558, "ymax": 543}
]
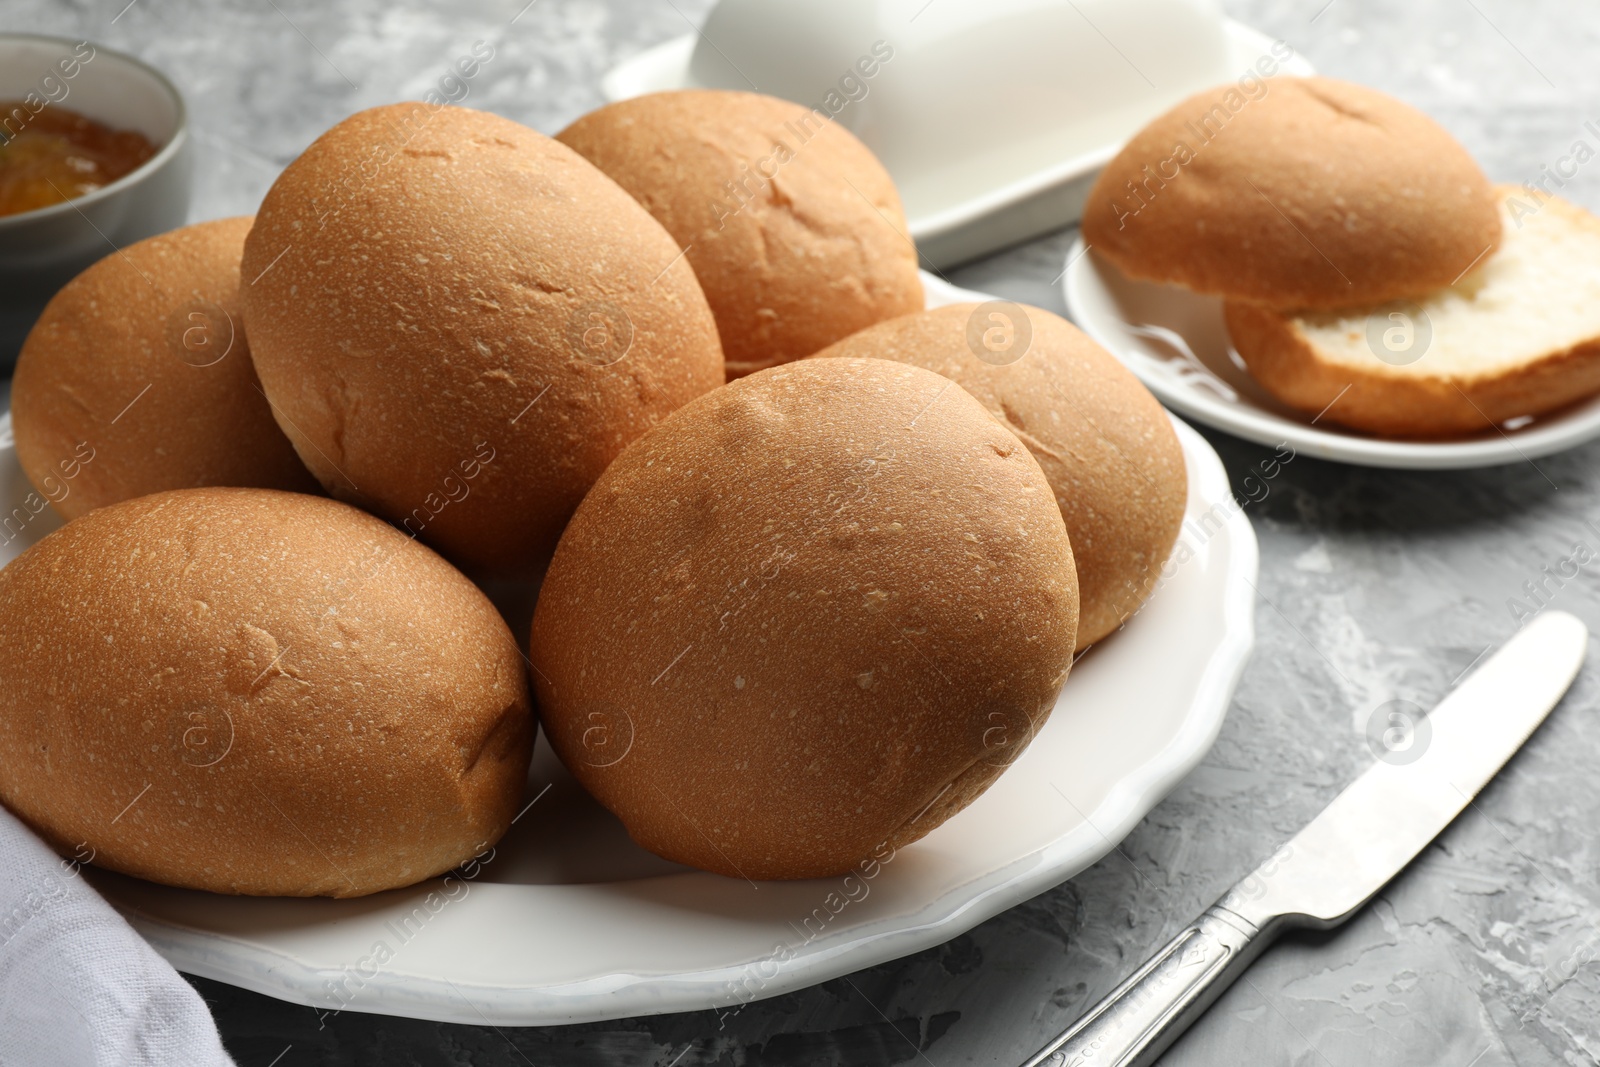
[
  {"xmin": 531, "ymin": 358, "xmax": 1078, "ymax": 881},
  {"xmin": 241, "ymin": 104, "xmax": 724, "ymax": 574},
  {"xmin": 0, "ymin": 488, "xmax": 533, "ymax": 897},
  {"xmin": 557, "ymin": 90, "xmax": 924, "ymax": 378},
  {"xmin": 1084, "ymin": 77, "xmax": 1501, "ymax": 311},
  {"xmin": 812, "ymin": 303, "xmax": 1185, "ymax": 646},
  {"xmin": 11, "ymin": 217, "xmax": 317, "ymax": 520}
]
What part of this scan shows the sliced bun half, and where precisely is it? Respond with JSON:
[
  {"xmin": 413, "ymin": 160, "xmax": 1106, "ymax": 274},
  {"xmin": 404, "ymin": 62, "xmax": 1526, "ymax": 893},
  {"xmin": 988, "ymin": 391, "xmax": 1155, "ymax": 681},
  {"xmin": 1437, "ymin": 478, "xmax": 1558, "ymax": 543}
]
[
  {"xmin": 1225, "ymin": 188, "xmax": 1600, "ymax": 438},
  {"xmin": 1084, "ymin": 77, "xmax": 1501, "ymax": 311}
]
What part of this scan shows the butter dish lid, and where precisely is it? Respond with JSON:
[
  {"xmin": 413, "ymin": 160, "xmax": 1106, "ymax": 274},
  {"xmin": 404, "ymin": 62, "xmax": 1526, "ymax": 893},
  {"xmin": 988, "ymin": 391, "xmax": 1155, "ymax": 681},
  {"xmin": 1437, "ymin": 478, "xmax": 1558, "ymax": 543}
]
[{"xmin": 603, "ymin": 0, "xmax": 1314, "ymax": 267}]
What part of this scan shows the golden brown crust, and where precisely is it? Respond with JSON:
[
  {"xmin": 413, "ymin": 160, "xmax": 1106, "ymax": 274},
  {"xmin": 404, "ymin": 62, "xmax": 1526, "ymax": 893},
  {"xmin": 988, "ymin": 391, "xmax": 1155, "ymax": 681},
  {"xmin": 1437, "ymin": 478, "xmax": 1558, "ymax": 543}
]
[
  {"xmin": 556, "ymin": 90, "xmax": 924, "ymax": 378},
  {"xmin": 1083, "ymin": 77, "xmax": 1501, "ymax": 311},
  {"xmin": 11, "ymin": 217, "xmax": 317, "ymax": 520},
  {"xmin": 240, "ymin": 104, "xmax": 725, "ymax": 574},
  {"xmin": 811, "ymin": 303, "xmax": 1185, "ymax": 646},
  {"xmin": 0, "ymin": 488, "xmax": 534, "ymax": 897},
  {"xmin": 529, "ymin": 358, "xmax": 1077, "ymax": 880},
  {"xmin": 1225, "ymin": 302, "xmax": 1600, "ymax": 439}
]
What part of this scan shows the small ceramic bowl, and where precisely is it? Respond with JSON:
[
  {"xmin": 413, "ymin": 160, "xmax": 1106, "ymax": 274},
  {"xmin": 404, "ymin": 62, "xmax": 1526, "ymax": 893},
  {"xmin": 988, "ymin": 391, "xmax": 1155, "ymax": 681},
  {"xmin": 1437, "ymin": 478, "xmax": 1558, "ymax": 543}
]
[
  {"xmin": 604, "ymin": 0, "xmax": 1313, "ymax": 268},
  {"xmin": 0, "ymin": 34, "xmax": 192, "ymax": 373}
]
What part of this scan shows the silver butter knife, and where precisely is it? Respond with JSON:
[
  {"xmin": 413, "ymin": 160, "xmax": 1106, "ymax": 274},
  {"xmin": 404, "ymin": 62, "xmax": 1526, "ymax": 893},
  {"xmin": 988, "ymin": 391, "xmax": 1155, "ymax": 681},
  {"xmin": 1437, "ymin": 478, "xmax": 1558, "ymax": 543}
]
[{"xmin": 1022, "ymin": 609, "xmax": 1589, "ymax": 1067}]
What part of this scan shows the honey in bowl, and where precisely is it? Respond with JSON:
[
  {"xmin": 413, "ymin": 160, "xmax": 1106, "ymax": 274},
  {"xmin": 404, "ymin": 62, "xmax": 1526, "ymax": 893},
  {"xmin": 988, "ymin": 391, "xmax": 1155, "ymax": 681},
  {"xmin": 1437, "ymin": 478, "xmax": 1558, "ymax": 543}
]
[{"xmin": 0, "ymin": 102, "xmax": 158, "ymax": 217}]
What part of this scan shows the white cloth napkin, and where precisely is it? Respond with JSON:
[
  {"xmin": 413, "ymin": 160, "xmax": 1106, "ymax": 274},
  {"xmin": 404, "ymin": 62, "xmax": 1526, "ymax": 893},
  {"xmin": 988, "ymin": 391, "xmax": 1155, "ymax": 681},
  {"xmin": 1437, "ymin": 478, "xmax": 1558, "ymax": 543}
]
[{"xmin": 0, "ymin": 803, "xmax": 236, "ymax": 1067}]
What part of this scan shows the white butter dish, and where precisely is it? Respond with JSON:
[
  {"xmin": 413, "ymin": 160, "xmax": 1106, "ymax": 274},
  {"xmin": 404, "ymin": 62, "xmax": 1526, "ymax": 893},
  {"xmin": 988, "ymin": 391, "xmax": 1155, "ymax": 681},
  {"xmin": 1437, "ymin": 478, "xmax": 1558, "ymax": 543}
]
[{"xmin": 601, "ymin": 0, "xmax": 1313, "ymax": 267}]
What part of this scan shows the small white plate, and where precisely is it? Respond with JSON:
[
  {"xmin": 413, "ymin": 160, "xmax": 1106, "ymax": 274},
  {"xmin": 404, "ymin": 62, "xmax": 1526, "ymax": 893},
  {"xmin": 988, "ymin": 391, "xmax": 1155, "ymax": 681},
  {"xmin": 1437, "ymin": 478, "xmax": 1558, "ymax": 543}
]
[
  {"xmin": 602, "ymin": 24, "xmax": 1313, "ymax": 268},
  {"xmin": 0, "ymin": 278, "xmax": 1257, "ymax": 1025},
  {"xmin": 1062, "ymin": 240, "xmax": 1600, "ymax": 469}
]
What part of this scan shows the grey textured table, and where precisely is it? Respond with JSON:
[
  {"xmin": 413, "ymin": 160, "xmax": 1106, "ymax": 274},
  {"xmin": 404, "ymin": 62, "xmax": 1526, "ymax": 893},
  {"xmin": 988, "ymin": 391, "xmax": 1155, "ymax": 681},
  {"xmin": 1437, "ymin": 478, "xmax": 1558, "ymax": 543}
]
[{"xmin": 12, "ymin": 0, "xmax": 1600, "ymax": 1063}]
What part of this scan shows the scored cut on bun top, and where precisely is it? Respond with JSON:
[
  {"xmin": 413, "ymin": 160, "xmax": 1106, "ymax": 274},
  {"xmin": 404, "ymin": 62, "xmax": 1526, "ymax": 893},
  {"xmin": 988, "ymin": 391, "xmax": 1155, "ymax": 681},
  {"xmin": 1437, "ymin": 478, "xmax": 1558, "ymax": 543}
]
[
  {"xmin": 11, "ymin": 217, "xmax": 317, "ymax": 520},
  {"xmin": 531, "ymin": 357, "xmax": 1078, "ymax": 881},
  {"xmin": 1083, "ymin": 77, "xmax": 1502, "ymax": 311},
  {"xmin": 557, "ymin": 89, "xmax": 925, "ymax": 379},
  {"xmin": 811, "ymin": 303, "xmax": 1186, "ymax": 647},
  {"xmin": 240, "ymin": 103, "xmax": 725, "ymax": 575},
  {"xmin": 0, "ymin": 488, "xmax": 534, "ymax": 898}
]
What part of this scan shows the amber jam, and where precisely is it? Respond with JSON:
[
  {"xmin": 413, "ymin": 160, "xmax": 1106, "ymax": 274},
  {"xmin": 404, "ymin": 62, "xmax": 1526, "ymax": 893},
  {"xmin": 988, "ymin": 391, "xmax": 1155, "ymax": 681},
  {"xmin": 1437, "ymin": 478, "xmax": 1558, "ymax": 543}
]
[{"xmin": 0, "ymin": 102, "xmax": 158, "ymax": 217}]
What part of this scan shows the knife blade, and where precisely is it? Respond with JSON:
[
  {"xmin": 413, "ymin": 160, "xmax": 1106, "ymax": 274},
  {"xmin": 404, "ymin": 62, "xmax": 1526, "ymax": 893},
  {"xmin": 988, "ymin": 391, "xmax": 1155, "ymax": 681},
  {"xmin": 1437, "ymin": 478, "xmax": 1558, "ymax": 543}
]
[{"xmin": 1021, "ymin": 609, "xmax": 1589, "ymax": 1067}]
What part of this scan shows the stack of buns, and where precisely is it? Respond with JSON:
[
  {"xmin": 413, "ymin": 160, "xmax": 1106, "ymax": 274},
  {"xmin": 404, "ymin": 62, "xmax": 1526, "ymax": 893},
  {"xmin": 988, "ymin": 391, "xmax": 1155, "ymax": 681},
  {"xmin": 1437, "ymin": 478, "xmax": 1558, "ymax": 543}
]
[
  {"xmin": 1084, "ymin": 76, "xmax": 1600, "ymax": 438},
  {"xmin": 2, "ymin": 88, "xmax": 1185, "ymax": 894}
]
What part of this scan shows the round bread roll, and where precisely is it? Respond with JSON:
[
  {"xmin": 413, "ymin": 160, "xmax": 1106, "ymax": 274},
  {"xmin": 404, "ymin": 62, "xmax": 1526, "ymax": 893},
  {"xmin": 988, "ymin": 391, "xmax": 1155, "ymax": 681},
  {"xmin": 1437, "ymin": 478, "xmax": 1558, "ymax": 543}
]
[
  {"xmin": 241, "ymin": 103, "xmax": 724, "ymax": 574},
  {"xmin": 530, "ymin": 358, "xmax": 1078, "ymax": 881},
  {"xmin": 10, "ymin": 217, "xmax": 317, "ymax": 520},
  {"xmin": 1082, "ymin": 77, "xmax": 1501, "ymax": 310},
  {"xmin": 811, "ymin": 303, "xmax": 1185, "ymax": 646},
  {"xmin": 0, "ymin": 488, "xmax": 534, "ymax": 897},
  {"xmin": 556, "ymin": 90, "xmax": 924, "ymax": 378}
]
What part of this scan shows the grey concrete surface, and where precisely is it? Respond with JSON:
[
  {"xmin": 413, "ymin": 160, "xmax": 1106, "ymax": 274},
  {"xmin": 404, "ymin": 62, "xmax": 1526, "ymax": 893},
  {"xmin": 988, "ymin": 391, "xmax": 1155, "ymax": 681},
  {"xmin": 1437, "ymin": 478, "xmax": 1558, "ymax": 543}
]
[{"xmin": 8, "ymin": 0, "xmax": 1600, "ymax": 1063}]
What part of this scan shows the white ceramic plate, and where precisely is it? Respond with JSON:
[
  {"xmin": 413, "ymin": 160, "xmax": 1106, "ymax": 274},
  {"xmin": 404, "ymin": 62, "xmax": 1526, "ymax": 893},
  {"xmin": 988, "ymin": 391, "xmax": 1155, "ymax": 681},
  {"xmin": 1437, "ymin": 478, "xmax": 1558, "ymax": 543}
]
[
  {"xmin": 603, "ymin": 24, "xmax": 1313, "ymax": 268},
  {"xmin": 1062, "ymin": 240, "xmax": 1600, "ymax": 469},
  {"xmin": 0, "ymin": 277, "xmax": 1257, "ymax": 1024}
]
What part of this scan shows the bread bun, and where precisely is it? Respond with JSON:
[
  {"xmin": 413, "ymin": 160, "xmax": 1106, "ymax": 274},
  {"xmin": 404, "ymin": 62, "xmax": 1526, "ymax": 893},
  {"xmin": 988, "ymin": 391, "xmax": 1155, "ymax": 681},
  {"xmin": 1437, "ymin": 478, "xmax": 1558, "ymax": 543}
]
[
  {"xmin": 556, "ymin": 90, "xmax": 924, "ymax": 378},
  {"xmin": 1083, "ymin": 77, "xmax": 1501, "ymax": 310},
  {"xmin": 812, "ymin": 303, "xmax": 1185, "ymax": 646},
  {"xmin": 530, "ymin": 357, "xmax": 1078, "ymax": 880},
  {"xmin": 10, "ymin": 217, "xmax": 317, "ymax": 519},
  {"xmin": 240, "ymin": 104, "xmax": 724, "ymax": 574},
  {"xmin": 1225, "ymin": 189, "xmax": 1600, "ymax": 437},
  {"xmin": 0, "ymin": 488, "xmax": 533, "ymax": 897}
]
